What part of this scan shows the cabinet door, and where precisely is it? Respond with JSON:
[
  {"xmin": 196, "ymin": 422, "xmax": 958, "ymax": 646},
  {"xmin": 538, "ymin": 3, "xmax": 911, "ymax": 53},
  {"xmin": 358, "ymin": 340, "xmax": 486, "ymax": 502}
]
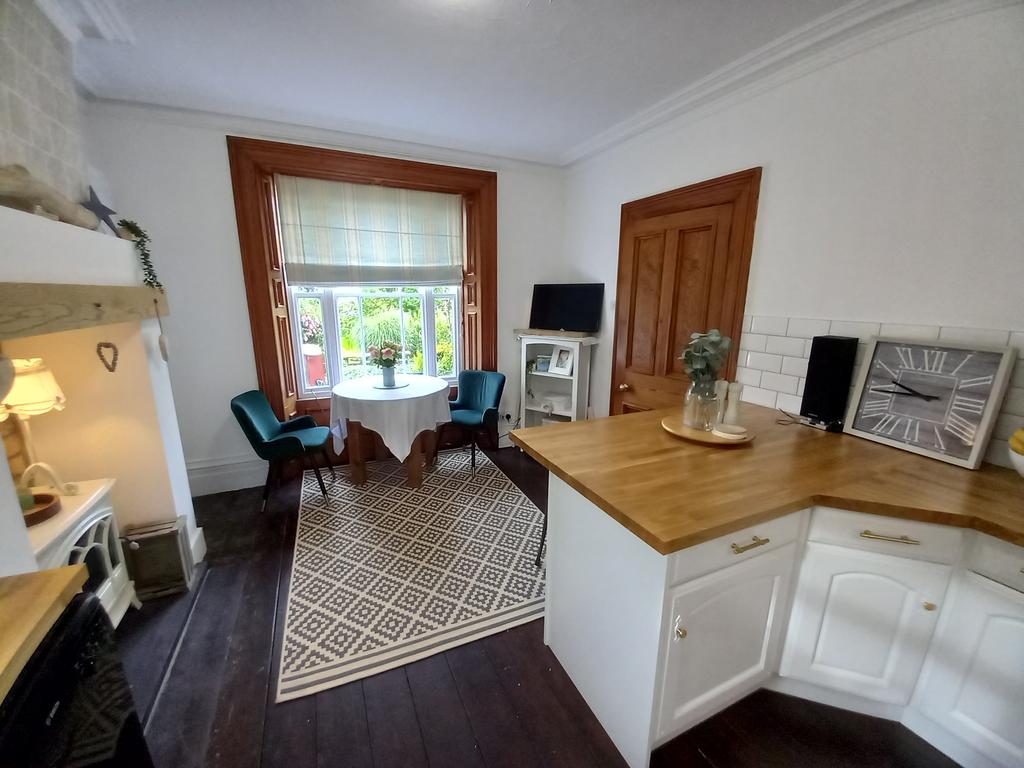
[
  {"xmin": 916, "ymin": 572, "xmax": 1024, "ymax": 768},
  {"xmin": 780, "ymin": 542, "xmax": 950, "ymax": 704},
  {"xmin": 656, "ymin": 543, "xmax": 796, "ymax": 740}
]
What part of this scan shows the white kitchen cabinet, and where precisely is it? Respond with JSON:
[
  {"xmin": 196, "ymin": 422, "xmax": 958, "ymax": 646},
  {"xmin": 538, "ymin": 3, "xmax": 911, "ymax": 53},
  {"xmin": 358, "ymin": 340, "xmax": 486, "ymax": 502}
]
[
  {"xmin": 780, "ymin": 541, "xmax": 950, "ymax": 704},
  {"xmin": 655, "ymin": 543, "xmax": 796, "ymax": 740},
  {"xmin": 914, "ymin": 571, "xmax": 1024, "ymax": 768}
]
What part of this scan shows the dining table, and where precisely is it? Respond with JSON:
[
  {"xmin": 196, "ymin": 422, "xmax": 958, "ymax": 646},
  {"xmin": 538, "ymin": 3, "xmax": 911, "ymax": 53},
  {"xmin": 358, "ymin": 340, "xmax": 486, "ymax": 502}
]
[{"xmin": 329, "ymin": 374, "xmax": 452, "ymax": 488}]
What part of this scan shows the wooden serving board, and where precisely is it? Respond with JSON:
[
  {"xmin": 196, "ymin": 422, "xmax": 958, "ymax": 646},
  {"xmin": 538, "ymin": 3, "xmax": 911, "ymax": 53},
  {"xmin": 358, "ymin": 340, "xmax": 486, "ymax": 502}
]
[{"xmin": 661, "ymin": 415, "xmax": 754, "ymax": 446}]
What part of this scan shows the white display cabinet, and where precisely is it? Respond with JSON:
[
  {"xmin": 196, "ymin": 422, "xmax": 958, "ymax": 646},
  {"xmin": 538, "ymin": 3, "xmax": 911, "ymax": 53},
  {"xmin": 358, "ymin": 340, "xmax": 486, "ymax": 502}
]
[{"xmin": 516, "ymin": 332, "xmax": 596, "ymax": 429}]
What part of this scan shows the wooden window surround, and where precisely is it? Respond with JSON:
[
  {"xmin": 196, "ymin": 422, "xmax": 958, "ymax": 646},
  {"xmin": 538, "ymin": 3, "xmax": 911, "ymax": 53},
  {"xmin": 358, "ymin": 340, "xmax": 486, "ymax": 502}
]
[{"xmin": 226, "ymin": 137, "xmax": 498, "ymax": 424}]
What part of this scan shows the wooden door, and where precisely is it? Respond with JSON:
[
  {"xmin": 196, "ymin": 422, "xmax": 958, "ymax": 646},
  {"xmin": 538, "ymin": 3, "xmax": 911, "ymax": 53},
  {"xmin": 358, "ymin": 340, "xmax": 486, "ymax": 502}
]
[
  {"xmin": 611, "ymin": 169, "xmax": 761, "ymax": 414},
  {"xmin": 780, "ymin": 542, "xmax": 949, "ymax": 705},
  {"xmin": 656, "ymin": 544, "xmax": 795, "ymax": 741}
]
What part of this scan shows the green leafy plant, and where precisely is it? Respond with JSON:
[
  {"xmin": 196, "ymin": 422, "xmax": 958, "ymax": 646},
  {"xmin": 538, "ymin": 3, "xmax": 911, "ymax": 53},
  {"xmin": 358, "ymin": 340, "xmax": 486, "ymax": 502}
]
[
  {"xmin": 680, "ymin": 329, "xmax": 732, "ymax": 392},
  {"xmin": 117, "ymin": 219, "xmax": 163, "ymax": 292}
]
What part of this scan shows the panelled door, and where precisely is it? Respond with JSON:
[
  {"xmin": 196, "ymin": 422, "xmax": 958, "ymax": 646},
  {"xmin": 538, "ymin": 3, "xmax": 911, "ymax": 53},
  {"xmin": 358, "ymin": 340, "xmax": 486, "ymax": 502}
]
[{"xmin": 611, "ymin": 169, "xmax": 761, "ymax": 414}]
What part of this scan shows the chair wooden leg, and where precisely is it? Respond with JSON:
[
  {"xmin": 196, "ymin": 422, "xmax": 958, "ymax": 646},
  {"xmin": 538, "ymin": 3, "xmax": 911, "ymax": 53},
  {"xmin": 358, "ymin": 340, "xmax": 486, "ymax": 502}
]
[
  {"xmin": 309, "ymin": 454, "xmax": 328, "ymax": 498},
  {"xmin": 470, "ymin": 436, "xmax": 476, "ymax": 472},
  {"xmin": 536, "ymin": 510, "xmax": 548, "ymax": 568},
  {"xmin": 261, "ymin": 461, "xmax": 275, "ymax": 513},
  {"xmin": 321, "ymin": 446, "xmax": 336, "ymax": 479}
]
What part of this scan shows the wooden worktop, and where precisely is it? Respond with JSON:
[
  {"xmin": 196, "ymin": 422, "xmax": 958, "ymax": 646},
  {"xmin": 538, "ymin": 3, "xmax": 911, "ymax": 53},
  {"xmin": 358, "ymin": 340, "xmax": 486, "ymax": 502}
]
[
  {"xmin": 0, "ymin": 565, "xmax": 87, "ymax": 703},
  {"xmin": 511, "ymin": 404, "xmax": 1024, "ymax": 555}
]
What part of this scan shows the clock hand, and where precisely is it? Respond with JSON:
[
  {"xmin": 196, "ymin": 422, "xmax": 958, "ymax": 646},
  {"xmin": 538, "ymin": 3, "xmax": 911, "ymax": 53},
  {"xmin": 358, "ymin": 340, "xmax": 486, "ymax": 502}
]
[
  {"xmin": 889, "ymin": 379, "xmax": 939, "ymax": 401},
  {"xmin": 872, "ymin": 389, "xmax": 932, "ymax": 398}
]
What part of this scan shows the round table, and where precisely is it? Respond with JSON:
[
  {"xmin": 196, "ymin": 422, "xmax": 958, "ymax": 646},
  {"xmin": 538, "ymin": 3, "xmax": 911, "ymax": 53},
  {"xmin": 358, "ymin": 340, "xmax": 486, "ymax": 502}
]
[{"xmin": 329, "ymin": 374, "xmax": 451, "ymax": 487}]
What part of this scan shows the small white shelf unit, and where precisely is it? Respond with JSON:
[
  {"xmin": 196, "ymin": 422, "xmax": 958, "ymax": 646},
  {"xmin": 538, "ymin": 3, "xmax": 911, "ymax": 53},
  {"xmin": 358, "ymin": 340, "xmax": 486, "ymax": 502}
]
[{"xmin": 517, "ymin": 332, "xmax": 597, "ymax": 428}]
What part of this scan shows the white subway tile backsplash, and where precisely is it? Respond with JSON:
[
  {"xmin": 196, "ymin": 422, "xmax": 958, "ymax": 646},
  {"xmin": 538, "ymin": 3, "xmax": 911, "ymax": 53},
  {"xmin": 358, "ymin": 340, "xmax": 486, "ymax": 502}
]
[
  {"xmin": 782, "ymin": 356, "xmax": 809, "ymax": 377},
  {"xmin": 777, "ymin": 393, "xmax": 803, "ymax": 414},
  {"xmin": 750, "ymin": 316, "xmax": 790, "ymax": 336},
  {"xmin": 729, "ymin": 314, "xmax": 1022, "ymax": 468},
  {"xmin": 741, "ymin": 386, "xmax": 778, "ymax": 409},
  {"xmin": 828, "ymin": 320, "xmax": 881, "ymax": 340},
  {"xmin": 739, "ymin": 333, "xmax": 767, "ymax": 352},
  {"xmin": 938, "ymin": 326, "xmax": 1011, "ymax": 348},
  {"xmin": 735, "ymin": 366, "xmax": 762, "ymax": 387},
  {"xmin": 879, "ymin": 323, "xmax": 941, "ymax": 341},
  {"xmin": 1002, "ymin": 387, "xmax": 1024, "ymax": 417},
  {"xmin": 786, "ymin": 318, "xmax": 830, "ymax": 338},
  {"xmin": 761, "ymin": 371, "xmax": 799, "ymax": 394},
  {"xmin": 765, "ymin": 335, "xmax": 806, "ymax": 357},
  {"xmin": 745, "ymin": 351, "xmax": 783, "ymax": 373}
]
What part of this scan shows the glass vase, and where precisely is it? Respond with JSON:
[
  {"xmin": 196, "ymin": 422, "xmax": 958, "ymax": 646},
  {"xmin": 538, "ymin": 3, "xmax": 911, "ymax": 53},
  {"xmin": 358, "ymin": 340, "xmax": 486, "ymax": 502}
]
[
  {"xmin": 684, "ymin": 381, "xmax": 720, "ymax": 431},
  {"xmin": 382, "ymin": 366, "xmax": 396, "ymax": 388}
]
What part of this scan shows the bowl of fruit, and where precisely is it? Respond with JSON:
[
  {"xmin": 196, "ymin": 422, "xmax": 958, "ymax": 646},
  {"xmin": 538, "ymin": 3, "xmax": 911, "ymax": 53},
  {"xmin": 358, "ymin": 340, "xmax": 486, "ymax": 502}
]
[{"xmin": 1011, "ymin": 429, "xmax": 1024, "ymax": 478}]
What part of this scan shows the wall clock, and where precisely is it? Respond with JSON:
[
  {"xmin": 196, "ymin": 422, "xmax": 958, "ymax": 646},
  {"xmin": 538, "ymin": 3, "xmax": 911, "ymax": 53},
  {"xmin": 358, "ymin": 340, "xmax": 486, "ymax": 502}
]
[{"xmin": 845, "ymin": 338, "xmax": 1017, "ymax": 469}]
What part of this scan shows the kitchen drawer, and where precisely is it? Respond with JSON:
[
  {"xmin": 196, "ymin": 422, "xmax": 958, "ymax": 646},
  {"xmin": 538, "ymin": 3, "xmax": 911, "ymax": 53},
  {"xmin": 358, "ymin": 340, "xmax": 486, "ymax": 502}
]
[
  {"xmin": 669, "ymin": 511, "xmax": 804, "ymax": 586},
  {"xmin": 808, "ymin": 507, "xmax": 962, "ymax": 565},
  {"xmin": 966, "ymin": 533, "xmax": 1024, "ymax": 594}
]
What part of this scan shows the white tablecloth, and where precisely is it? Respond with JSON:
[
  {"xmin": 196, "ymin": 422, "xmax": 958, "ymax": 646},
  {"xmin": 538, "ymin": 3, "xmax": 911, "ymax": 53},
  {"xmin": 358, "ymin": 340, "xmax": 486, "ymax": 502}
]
[{"xmin": 329, "ymin": 375, "xmax": 451, "ymax": 462}]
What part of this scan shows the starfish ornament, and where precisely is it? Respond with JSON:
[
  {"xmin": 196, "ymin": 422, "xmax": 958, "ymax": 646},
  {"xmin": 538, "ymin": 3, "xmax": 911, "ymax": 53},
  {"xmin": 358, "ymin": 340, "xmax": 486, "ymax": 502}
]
[{"xmin": 81, "ymin": 186, "xmax": 118, "ymax": 233}]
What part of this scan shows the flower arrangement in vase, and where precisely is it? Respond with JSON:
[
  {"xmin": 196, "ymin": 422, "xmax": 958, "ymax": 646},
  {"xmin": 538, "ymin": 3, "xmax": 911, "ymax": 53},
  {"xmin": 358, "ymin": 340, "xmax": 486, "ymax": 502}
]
[
  {"xmin": 369, "ymin": 342, "xmax": 401, "ymax": 387},
  {"xmin": 680, "ymin": 329, "xmax": 732, "ymax": 430}
]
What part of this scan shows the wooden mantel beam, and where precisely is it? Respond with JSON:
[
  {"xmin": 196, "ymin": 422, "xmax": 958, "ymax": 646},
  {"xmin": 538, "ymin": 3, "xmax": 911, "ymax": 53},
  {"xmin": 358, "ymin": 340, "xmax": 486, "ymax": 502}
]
[{"xmin": 0, "ymin": 282, "xmax": 168, "ymax": 341}]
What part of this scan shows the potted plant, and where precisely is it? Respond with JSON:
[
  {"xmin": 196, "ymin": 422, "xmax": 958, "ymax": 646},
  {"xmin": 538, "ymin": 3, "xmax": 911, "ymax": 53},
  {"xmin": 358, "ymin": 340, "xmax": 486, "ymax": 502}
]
[
  {"xmin": 368, "ymin": 341, "xmax": 401, "ymax": 387},
  {"xmin": 680, "ymin": 329, "xmax": 732, "ymax": 430}
]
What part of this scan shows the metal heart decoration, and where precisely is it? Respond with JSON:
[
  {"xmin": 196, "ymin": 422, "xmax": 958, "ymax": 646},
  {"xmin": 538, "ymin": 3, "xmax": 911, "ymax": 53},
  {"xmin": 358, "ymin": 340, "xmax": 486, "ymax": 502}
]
[{"xmin": 96, "ymin": 342, "xmax": 119, "ymax": 373}]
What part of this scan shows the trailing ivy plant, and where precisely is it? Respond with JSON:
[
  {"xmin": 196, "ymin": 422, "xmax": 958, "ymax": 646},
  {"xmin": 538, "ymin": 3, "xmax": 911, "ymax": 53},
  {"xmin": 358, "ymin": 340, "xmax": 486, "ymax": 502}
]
[{"xmin": 117, "ymin": 219, "xmax": 163, "ymax": 292}]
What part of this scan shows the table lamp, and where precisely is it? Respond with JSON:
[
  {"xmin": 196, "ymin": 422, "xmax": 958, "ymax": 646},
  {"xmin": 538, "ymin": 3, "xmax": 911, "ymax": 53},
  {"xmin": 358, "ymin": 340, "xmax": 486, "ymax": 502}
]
[{"xmin": 0, "ymin": 358, "xmax": 66, "ymax": 465}]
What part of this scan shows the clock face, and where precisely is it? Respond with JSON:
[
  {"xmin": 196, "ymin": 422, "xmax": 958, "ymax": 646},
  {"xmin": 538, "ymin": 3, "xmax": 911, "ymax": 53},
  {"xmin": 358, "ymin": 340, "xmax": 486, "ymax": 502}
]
[{"xmin": 850, "ymin": 341, "xmax": 1005, "ymax": 461}]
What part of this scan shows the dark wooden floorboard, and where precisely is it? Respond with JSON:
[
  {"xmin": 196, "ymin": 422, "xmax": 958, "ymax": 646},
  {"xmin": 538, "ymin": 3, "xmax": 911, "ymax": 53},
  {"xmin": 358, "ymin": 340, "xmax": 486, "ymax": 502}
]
[
  {"xmin": 362, "ymin": 667, "xmax": 429, "ymax": 768},
  {"xmin": 118, "ymin": 447, "xmax": 961, "ymax": 768},
  {"xmin": 446, "ymin": 640, "xmax": 544, "ymax": 768},
  {"xmin": 143, "ymin": 564, "xmax": 247, "ymax": 768},
  {"xmin": 405, "ymin": 653, "xmax": 484, "ymax": 768},
  {"xmin": 315, "ymin": 682, "xmax": 374, "ymax": 768}
]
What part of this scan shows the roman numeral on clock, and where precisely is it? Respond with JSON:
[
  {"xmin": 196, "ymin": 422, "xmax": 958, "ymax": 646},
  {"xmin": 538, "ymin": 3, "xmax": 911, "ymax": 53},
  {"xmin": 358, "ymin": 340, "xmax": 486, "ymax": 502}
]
[
  {"xmin": 921, "ymin": 350, "xmax": 946, "ymax": 373},
  {"xmin": 958, "ymin": 375, "xmax": 993, "ymax": 390},
  {"xmin": 951, "ymin": 394, "xmax": 985, "ymax": 415},
  {"xmin": 945, "ymin": 412, "xmax": 977, "ymax": 444},
  {"xmin": 874, "ymin": 414, "xmax": 904, "ymax": 435},
  {"xmin": 895, "ymin": 347, "xmax": 916, "ymax": 370},
  {"xmin": 861, "ymin": 397, "xmax": 892, "ymax": 417}
]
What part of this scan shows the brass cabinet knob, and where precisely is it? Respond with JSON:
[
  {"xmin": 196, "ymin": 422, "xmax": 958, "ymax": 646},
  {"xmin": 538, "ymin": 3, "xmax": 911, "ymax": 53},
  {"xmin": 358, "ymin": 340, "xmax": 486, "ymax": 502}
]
[
  {"xmin": 618, "ymin": 383, "xmax": 631, "ymax": 391},
  {"xmin": 923, "ymin": 602, "xmax": 937, "ymax": 612},
  {"xmin": 675, "ymin": 626, "xmax": 687, "ymax": 640}
]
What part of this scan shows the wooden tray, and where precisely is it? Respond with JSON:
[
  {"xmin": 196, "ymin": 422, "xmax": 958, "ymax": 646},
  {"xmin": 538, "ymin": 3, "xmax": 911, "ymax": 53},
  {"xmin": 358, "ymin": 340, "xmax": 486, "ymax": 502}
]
[
  {"xmin": 23, "ymin": 493, "xmax": 61, "ymax": 527},
  {"xmin": 661, "ymin": 415, "xmax": 755, "ymax": 446}
]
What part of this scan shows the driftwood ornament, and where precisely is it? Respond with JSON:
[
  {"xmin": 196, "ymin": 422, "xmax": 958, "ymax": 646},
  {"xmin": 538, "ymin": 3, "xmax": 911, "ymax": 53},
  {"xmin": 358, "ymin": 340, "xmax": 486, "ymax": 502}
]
[
  {"xmin": 0, "ymin": 165, "xmax": 99, "ymax": 229},
  {"xmin": 96, "ymin": 342, "xmax": 119, "ymax": 373},
  {"xmin": 0, "ymin": 355, "xmax": 14, "ymax": 400}
]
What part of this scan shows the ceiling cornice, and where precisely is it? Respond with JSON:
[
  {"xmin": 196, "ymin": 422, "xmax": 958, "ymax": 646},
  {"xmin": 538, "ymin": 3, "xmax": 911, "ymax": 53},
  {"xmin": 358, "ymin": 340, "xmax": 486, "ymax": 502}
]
[{"xmin": 560, "ymin": 0, "xmax": 1022, "ymax": 166}]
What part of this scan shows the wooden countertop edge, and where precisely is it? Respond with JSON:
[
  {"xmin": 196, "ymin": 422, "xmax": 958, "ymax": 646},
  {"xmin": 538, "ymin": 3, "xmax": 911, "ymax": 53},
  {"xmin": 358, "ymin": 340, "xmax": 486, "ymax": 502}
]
[
  {"xmin": 0, "ymin": 565, "xmax": 88, "ymax": 704},
  {"xmin": 511, "ymin": 433, "xmax": 1024, "ymax": 555}
]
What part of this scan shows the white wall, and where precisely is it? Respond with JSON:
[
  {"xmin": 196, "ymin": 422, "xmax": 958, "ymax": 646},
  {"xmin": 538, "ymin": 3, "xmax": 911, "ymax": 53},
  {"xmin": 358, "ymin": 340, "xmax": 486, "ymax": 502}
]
[
  {"xmin": 84, "ymin": 103, "xmax": 565, "ymax": 494},
  {"xmin": 561, "ymin": 5, "xmax": 1024, "ymax": 419}
]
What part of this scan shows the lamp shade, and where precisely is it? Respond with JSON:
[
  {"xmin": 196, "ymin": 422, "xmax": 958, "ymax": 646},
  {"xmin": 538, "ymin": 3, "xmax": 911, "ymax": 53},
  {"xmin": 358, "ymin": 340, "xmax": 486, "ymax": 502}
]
[{"xmin": 1, "ymin": 358, "xmax": 66, "ymax": 419}]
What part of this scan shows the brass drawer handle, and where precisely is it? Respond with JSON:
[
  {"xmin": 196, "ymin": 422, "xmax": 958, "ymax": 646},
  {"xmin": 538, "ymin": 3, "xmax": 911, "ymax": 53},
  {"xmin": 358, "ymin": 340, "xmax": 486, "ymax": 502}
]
[
  {"xmin": 860, "ymin": 529, "xmax": 920, "ymax": 545},
  {"xmin": 923, "ymin": 602, "xmax": 937, "ymax": 611},
  {"xmin": 675, "ymin": 626, "xmax": 688, "ymax": 640},
  {"xmin": 731, "ymin": 535, "xmax": 770, "ymax": 554}
]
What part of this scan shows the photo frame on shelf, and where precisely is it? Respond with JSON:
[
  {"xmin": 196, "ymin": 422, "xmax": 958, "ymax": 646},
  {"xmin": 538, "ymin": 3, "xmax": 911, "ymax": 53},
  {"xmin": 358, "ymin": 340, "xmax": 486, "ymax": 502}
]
[{"xmin": 550, "ymin": 345, "xmax": 575, "ymax": 376}]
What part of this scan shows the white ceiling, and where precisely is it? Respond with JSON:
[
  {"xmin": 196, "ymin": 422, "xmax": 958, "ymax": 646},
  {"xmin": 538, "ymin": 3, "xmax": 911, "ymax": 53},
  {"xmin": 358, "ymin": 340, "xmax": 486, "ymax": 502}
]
[{"xmin": 70, "ymin": 0, "xmax": 854, "ymax": 164}]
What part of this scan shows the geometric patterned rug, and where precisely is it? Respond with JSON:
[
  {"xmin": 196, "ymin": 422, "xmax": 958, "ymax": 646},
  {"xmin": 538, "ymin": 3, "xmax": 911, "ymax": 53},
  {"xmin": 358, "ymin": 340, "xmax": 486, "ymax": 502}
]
[{"xmin": 276, "ymin": 449, "xmax": 546, "ymax": 702}]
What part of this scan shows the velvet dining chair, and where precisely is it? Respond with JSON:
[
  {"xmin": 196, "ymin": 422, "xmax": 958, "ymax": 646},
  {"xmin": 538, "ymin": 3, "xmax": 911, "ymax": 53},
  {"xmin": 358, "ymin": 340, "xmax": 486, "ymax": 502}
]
[
  {"xmin": 448, "ymin": 370, "xmax": 506, "ymax": 472},
  {"xmin": 230, "ymin": 390, "xmax": 334, "ymax": 512}
]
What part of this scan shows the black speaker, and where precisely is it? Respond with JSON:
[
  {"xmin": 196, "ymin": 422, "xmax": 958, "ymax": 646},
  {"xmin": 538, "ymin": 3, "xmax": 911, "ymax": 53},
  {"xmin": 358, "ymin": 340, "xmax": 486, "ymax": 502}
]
[{"xmin": 799, "ymin": 335, "xmax": 858, "ymax": 431}]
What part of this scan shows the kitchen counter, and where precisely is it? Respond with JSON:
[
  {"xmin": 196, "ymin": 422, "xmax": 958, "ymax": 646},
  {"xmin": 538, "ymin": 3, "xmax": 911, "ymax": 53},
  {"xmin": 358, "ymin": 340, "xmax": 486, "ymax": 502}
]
[
  {"xmin": 0, "ymin": 565, "xmax": 87, "ymax": 703},
  {"xmin": 511, "ymin": 403, "xmax": 1024, "ymax": 554}
]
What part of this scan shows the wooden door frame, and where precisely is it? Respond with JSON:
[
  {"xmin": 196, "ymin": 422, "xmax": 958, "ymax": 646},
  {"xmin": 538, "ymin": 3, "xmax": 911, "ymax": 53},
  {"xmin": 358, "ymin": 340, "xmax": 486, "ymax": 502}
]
[
  {"xmin": 610, "ymin": 168, "xmax": 762, "ymax": 410},
  {"xmin": 226, "ymin": 136, "xmax": 498, "ymax": 421}
]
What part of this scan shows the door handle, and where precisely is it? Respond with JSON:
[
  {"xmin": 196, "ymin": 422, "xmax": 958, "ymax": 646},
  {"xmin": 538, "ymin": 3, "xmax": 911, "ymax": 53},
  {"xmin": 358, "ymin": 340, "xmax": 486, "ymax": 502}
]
[{"xmin": 618, "ymin": 383, "xmax": 631, "ymax": 391}]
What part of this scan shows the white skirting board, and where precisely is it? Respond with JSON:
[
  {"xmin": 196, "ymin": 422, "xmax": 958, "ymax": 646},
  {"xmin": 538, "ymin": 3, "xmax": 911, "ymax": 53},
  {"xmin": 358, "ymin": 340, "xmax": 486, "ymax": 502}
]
[
  {"xmin": 190, "ymin": 526, "xmax": 207, "ymax": 565},
  {"xmin": 186, "ymin": 455, "xmax": 267, "ymax": 496}
]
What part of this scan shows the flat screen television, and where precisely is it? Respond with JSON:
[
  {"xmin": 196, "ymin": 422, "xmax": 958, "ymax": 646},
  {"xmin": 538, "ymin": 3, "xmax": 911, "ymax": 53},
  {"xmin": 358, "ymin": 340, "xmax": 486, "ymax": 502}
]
[{"xmin": 528, "ymin": 283, "xmax": 604, "ymax": 334}]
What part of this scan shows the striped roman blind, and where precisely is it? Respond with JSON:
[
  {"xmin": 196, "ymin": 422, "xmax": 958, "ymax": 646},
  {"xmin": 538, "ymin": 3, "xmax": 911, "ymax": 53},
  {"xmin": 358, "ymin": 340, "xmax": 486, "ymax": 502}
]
[{"xmin": 275, "ymin": 175, "xmax": 464, "ymax": 286}]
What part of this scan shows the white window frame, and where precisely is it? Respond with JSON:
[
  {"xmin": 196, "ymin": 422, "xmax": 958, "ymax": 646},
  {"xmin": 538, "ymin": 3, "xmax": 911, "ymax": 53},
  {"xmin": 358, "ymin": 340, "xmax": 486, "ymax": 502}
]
[{"xmin": 289, "ymin": 285, "xmax": 461, "ymax": 399}]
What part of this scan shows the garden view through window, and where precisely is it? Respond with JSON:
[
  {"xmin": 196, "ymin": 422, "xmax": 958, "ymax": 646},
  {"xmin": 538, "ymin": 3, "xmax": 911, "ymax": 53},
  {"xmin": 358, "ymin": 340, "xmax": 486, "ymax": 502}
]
[{"xmin": 291, "ymin": 284, "xmax": 460, "ymax": 396}]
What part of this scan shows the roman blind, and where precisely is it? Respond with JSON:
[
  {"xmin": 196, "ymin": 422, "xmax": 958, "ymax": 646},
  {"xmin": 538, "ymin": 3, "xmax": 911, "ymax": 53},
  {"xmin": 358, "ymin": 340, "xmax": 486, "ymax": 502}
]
[{"xmin": 275, "ymin": 175, "xmax": 464, "ymax": 286}]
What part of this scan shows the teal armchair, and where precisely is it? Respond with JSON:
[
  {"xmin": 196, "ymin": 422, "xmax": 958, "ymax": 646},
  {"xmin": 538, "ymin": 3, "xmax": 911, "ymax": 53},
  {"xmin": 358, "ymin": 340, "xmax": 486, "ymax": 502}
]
[
  {"xmin": 230, "ymin": 390, "xmax": 334, "ymax": 511},
  {"xmin": 449, "ymin": 370, "xmax": 506, "ymax": 471}
]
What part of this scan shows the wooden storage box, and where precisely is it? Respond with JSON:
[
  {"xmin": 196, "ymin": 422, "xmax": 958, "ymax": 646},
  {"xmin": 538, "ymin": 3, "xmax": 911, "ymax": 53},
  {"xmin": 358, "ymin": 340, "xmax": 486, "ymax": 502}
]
[{"xmin": 122, "ymin": 516, "xmax": 195, "ymax": 600}]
